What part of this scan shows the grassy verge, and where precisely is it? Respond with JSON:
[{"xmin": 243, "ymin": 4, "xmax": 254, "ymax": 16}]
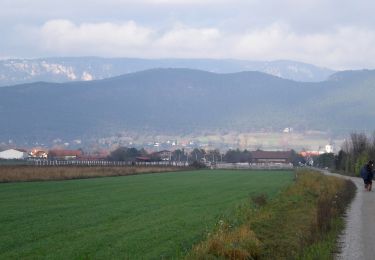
[
  {"xmin": 0, "ymin": 165, "xmax": 183, "ymax": 182},
  {"xmin": 188, "ymin": 169, "xmax": 356, "ymax": 259}
]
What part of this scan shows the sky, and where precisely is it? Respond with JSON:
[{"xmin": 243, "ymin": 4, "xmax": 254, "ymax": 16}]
[{"xmin": 1, "ymin": 0, "xmax": 375, "ymax": 70}]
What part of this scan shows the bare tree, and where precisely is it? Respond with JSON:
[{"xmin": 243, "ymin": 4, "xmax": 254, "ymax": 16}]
[{"xmin": 350, "ymin": 132, "xmax": 368, "ymax": 158}]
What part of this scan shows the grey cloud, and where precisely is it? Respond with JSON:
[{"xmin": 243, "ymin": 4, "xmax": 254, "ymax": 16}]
[{"xmin": 2, "ymin": 0, "xmax": 375, "ymax": 69}]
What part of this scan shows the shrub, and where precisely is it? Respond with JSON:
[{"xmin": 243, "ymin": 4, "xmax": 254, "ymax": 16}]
[{"xmin": 190, "ymin": 160, "xmax": 207, "ymax": 169}]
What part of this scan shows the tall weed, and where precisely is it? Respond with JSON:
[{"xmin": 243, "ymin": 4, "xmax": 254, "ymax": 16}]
[{"xmin": 188, "ymin": 170, "xmax": 356, "ymax": 259}]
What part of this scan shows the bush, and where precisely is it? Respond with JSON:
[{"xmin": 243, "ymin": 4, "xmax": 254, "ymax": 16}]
[{"xmin": 190, "ymin": 160, "xmax": 207, "ymax": 169}]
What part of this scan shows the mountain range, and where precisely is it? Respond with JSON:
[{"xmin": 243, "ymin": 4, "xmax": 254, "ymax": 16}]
[
  {"xmin": 0, "ymin": 68, "xmax": 374, "ymax": 143},
  {"xmin": 0, "ymin": 57, "xmax": 334, "ymax": 86}
]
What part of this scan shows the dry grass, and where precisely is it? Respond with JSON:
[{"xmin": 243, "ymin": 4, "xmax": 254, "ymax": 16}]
[
  {"xmin": 188, "ymin": 169, "xmax": 356, "ymax": 259},
  {"xmin": 0, "ymin": 165, "xmax": 183, "ymax": 182},
  {"xmin": 251, "ymin": 194, "xmax": 268, "ymax": 208},
  {"xmin": 188, "ymin": 225, "xmax": 261, "ymax": 260}
]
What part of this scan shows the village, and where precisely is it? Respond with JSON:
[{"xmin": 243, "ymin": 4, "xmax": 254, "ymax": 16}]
[{"xmin": 0, "ymin": 142, "xmax": 335, "ymax": 169}]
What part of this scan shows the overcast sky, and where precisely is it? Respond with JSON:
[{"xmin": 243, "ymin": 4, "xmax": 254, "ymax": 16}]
[{"xmin": 1, "ymin": 0, "xmax": 375, "ymax": 69}]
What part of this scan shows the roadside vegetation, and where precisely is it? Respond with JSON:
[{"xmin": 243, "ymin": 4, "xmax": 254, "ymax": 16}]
[
  {"xmin": 0, "ymin": 165, "xmax": 182, "ymax": 182},
  {"xmin": 188, "ymin": 169, "xmax": 356, "ymax": 259}
]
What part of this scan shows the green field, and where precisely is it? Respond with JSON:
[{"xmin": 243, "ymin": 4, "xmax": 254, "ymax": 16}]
[{"xmin": 0, "ymin": 169, "xmax": 294, "ymax": 259}]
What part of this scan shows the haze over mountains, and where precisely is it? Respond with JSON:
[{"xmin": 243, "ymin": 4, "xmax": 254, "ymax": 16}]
[
  {"xmin": 0, "ymin": 57, "xmax": 334, "ymax": 86},
  {"xmin": 1, "ymin": 67, "xmax": 375, "ymax": 144}
]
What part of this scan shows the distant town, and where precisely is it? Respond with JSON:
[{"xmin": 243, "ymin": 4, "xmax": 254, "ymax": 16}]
[{"xmin": 0, "ymin": 140, "xmax": 335, "ymax": 169}]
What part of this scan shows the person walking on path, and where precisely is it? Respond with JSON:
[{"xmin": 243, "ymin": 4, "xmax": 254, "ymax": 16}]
[{"xmin": 360, "ymin": 160, "xmax": 374, "ymax": 191}]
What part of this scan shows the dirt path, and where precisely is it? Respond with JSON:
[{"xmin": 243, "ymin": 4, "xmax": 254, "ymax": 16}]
[{"xmin": 322, "ymin": 170, "xmax": 375, "ymax": 260}]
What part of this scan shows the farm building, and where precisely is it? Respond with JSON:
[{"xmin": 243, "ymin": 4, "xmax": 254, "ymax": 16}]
[
  {"xmin": 0, "ymin": 149, "xmax": 29, "ymax": 160},
  {"xmin": 48, "ymin": 149, "xmax": 83, "ymax": 160},
  {"xmin": 152, "ymin": 150, "xmax": 172, "ymax": 161},
  {"xmin": 250, "ymin": 150, "xmax": 292, "ymax": 164}
]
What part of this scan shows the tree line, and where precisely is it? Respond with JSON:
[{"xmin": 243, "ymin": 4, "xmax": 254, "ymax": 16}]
[
  {"xmin": 108, "ymin": 147, "xmax": 303, "ymax": 165},
  {"xmin": 107, "ymin": 147, "xmax": 224, "ymax": 163}
]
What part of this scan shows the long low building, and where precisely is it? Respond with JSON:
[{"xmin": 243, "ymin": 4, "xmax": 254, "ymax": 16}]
[
  {"xmin": 0, "ymin": 149, "xmax": 29, "ymax": 160},
  {"xmin": 48, "ymin": 149, "xmax": 83, "ymax": 160},
  {"xmin": 250, "ymin": 150, "xmax": 293, "ymax": 164}
]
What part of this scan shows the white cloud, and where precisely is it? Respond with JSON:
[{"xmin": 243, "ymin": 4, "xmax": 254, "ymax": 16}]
[
  {"xmin": 232, "ymin": 24, "xmax": 375, "ymax": 69},
  {"xmin": 138, "ymin": 0, "xmax": 217, "ymax": 4},
  {"xmin": 40, "ymin": 20, "xmax": 153, "ymax": 55},
  {"xmin": 34, "ymin": 19, "xmax": 375, "ymax": 69},
  {"xmin": 96, "ymin": 0, "xmax": 247, "ymax": 4},
  {"xmin": 37, "ymin": 19, "xmax": 223, "ymax": 58},
  {"xmin": 154, "ymin": 24, "xmax": 221, "ymax": 57}
]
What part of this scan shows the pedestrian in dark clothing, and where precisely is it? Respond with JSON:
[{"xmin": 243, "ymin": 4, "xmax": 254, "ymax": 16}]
[{"xmin": 360, "ymin": 160, "xmax": 374, "ymax": 191}]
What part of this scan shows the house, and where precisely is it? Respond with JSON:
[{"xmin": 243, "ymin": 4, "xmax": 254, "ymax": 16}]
[
  {"xmin": 48, "ymin": 149, "xmax": 83, "ymax": 160},
  {"xmin": 0, "ymin": 149, "xmax": 29, "ymax": 160},
  {"xmin": 30, "ymin": 149, "xmax": 48, "ymax": 159},
  {"xmin": 251, "ymin": 150, "xmax": 292, "ymax": 164},
  {"xmin": 152, "ymin": 150, "xmax": 172, "ymax": 161}
]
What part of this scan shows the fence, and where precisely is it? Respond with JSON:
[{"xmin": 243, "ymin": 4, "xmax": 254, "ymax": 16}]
[
  {"xmin": 27, "ymin": 159, "xmax": 189, "ymax": 167},
  {"xmin": 0, "ymin": 159, "xmax": 293, "ymax": 169}
]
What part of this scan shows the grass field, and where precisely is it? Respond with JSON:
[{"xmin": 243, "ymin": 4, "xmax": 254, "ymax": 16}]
[{"xmin": 0, "ymin": 169, "xmax": 293, "ymax": 259}]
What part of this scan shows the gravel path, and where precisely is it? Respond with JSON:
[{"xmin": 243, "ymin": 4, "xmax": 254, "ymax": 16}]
[{"xmin": 321, "ymin": 170, "xmax": 374, "ymax": 260}]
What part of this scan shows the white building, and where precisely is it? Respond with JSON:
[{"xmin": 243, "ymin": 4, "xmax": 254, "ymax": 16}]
[
  {"xmin": 0, "ymin": 149, "xmax": 29, "ymax": 160},
  {"xmin": 325, "ymin": 144, "xmax": 334, "ymax": 153},
  {"xmin": 283, "ymin": 127, "xmax": 293, "ymax": 133}
]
